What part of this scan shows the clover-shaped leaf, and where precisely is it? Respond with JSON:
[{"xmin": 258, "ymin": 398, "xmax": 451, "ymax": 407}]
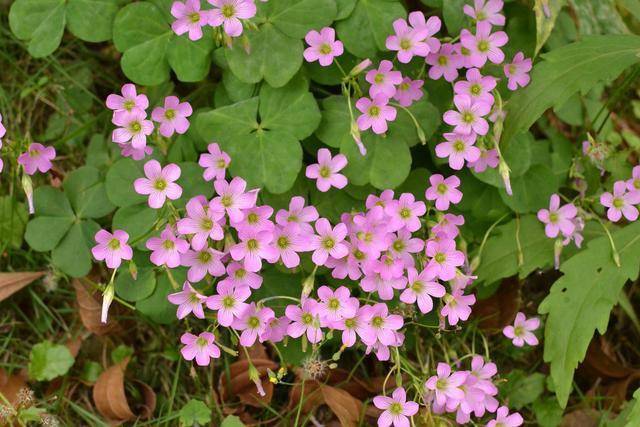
[
  {"xmin": 113, "ymin": 1, "xmax": 214, "ymax": 85},
  {"xmin": 197, "ymin": 74, "xmax": 321, "ymax": 193},
  {"xmin": 225, "ymin": 0, "xmax": 337, "ymax": 87},
  {"xmin": 336, "ymin": 0, "xmax": 406, "ymax": 58},
  {"xmin": 9, "ymin": 0, "xmax": 119, "ymax": 58},
  {"xmin": 25, "ymin": 167, "xmax": 114, "ymax": 277},
  {"xmin": 315, "ymin": 95, "xmax": 439, "ymax": 189}
]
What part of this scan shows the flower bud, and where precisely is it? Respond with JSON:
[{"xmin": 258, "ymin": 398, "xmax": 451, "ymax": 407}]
[
  {"xmin": 101, "ymin": 282, "xmax": 115, "ymax": 324},
  {"xmin": 301, "ymin": 268, "xmax": 317, "ymax": 298},
  {"xmin": 553, "ymin": 238, "xmax": 563, "ymax": 270},
  {"xmin": 248, "ymin": 363, "xmax": 266, "ymax": 396},
  {"xmin": 350, "ymin": 122, "xmax": 367, "ymax": 156},
  {"xmin": 348, "ymin": 58, "xmax": 372, "ymax": 78},
  {"xmin": 21, "ymin": 174, "xmax": 34, "ymax": 214},
  {"xmin": 498, "ymin": 159, "xmax": 512, "ymax": 196},
  {"xmin": 129, "ymin": 260, "xmax": 138, "ymax": 281}
]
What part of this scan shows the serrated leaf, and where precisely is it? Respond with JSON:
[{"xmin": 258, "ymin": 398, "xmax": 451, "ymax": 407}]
[
  {"xmin": 626, "ymin": 388, "xmax": 640, "ymax": 427},
  {"xmin": 28, "ymin": 341, "xmax": 75, "ymax": 381},
  {"xmin": 179, "ymin": 399, "xmax": 212, "ymax": 427},
  {"xmin": 539, "ymin": 221, "xmax": 640, "ymax": 408},
  {"xmin": 220, "ymin": 415, "xmax": 246, "ymax": 427},
  {"xmin": 502, "ymin": 35, "xmax": 640, "ymax": 149},
  {"xmin": 475, "ymin": 215, "xmax": 554, "ymax": 287},
  {"xmin": 534, "ymin": 0, "xmax": 568, "ymax": 54},
  {"xmin": 336, "ymin": 0, "xmax": 406, "ymax": 58}
]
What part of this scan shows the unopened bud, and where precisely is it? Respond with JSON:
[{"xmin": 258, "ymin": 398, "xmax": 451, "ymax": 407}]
[
  {"xmin": 553, "ymin": 238, "xmax": 563, "ymax": 270},
  {"xmin": 241, "ymin": 35, "xmax": 251, "ymax": 54},
  {"xmin": 350, "ymin": 122, "xmax": 367, "ymax": 156},
  {"xmin": 129, "ymin": 260, "xmax": 138, "ymax": 280},
  {"xmin": 348, "ymin": 58, "xmax": 372, "ymax": 78},
  {"xmin": 101, "ymin": 282, "xmax": 115, "ymax": 324},
  {"xmin": 301, "ymin": 268, "xmax": 317, "ymax": 298},
  {"xmin": 498, "ymin": 159, "xmax": 512, "ymax": 196},
  {"xmin": 248, "ymin": 364, "xmax": 265, "ymax": 396},
  {"xmin": 21, "ymin": 174, "xmax": 34, "ymax": 214}
]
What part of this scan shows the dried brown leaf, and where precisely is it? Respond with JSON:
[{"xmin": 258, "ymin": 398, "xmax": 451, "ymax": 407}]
[
  {"xmin": 561, "ymin": 408, "xmax": 600, "ymax": 427},
  {"xmin": 0, "ymin": 272, "xmax": 45, "ymax": 302},
  {"xmin": 582, "ymin": 337, "xmax": 634, "ymax": 379},
  {"xmin": 0, "ymin": 369, "xmax": 27, "ymax": 407},
  {"xmin": 472, "ymin": 277, "xmax": 521, "ymax": 331},
  {"xmin": 73, "ymin": 279, "xmax": 121, "ymax": 336},
  {"xmin": 320, "ymin": 384, "xmax": 363, "ymax": 427},
  {"xmin": 221, "ymin": 344, "xmax": 278, "ymax": 408}
]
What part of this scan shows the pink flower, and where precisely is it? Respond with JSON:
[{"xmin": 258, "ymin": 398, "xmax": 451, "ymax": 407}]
[
  {"xmin": 463, "ymin": 0, "xmax": 506, "ymax": 26},
  {"xmin": 432, "ymin": 214, "xmax": 465, "ymax": 239},
  {"xmin": 230, "ymin": 230, "xmax": 275, "ymax": 272},
  {"xmin": 487, "ymin": 406, "xmax": 523, "ymax": 427},
  {"xmin": 356, "ymin": 95, "xmax": 397, "ymax": 134},
  {"xmin": 505, "ymin": 52, "xmax": 532, "ymax": 91},
  {"xmin": 334, "ymin": 306, "xmax": 368, "ymax": 347},
  {"xmin": 425, "ymin": 174, "xmax": 463, "ymax": 211},
  {"xmin": 467, "ymin": 148, "xmax": 499, "ymax": 172},
  {"xmin": 18, "ymin": 143, "xmax": 56, "ymax": 175},
  {"xmin": 425, "ymin": 363, "xmax": 467, "ymax": 406},
  {"xmin": 0, "ymin": 113, "xmax": 7, "ymax": 142},
  {"xmin": 134, "ymin": 160, "xmax": 183, "ymax": 209},
  {"xmin": 106, "ymin": 83, "xmax": 148, "ymax": 114},
  {"xmin": 261, "ymin": 316, "xmax": 290, "ymax": 343},
  {"xmin": 199, "ymin": 142, "xmax": 230, "ymax": 181},
  {"xmin": 286, "ymin": 299, "xmax": 323, "ymax": 343},
  {"xmin": 275, "ymin": 196, "xmax": 319, "ymax": 232},
  {"xmin": 359, "ymin": 303, "xmax": 404, "ymax": 346},
  {"xmin": 537, "ymin": 194, "xmax": 578, "ymax": 238},
  {"xmin": 151, "ymin": 96, "xmax": 192, "ymax": 137},
  {"xmin": 208, "ymin": 0, "xmax": 256, "ymax": 37},
  {"xmin": 600, "ymin": 181, "xmax": 640, "ymax": 222},
  {"xmin": 91, "ymin": 229, "xmax": 133, "ymax": 269},
  {"xmin": 389, "ymin": 230, "xmax": 425, "ymax": 266},
  {"xmin": 393, "ymin": 78, "xmax": 424, "ymax": 107},
  {"xmin": 232, "ymin": 303, "xmax": 275, "ymax": 346},
  {"xmin": 305, "ymin": 148, "xmax": 348, "ymax": 192},
  {"xmin": 435, "ymin": 132, "xmax": 481, "ymax": 171},
  {"xmin": 400, "ymin": 267, "xmax": 445, "ymax": 314},
  {"xmin": 303, "ymin": 27, "xmax": 343, "ymax": 66},
  {"xmin": 177, "ymin": 197, "xmax": 225, "ymax": 250},
  {"xmin": 470, "ymin": 355, "xmax": 498, "ymax": 395},
  {"xmin": 232, "ymin": 205, "xmax": 274, "ymax": 234},
  {"xmin": 213, "ymin": 177, "xmax": 258, "ymax": 222},
  {"xmin": 425, "ymin": 238, "xmax": 465, "ymax": 281},
  {"xmin": 310, "ymin": 218, "xmax": 348, "ymax": 265},
  {"xmin": 146, "ymin": 226, "xmax": 189, "ymax": 268},
  {"xmin": 407, "ymin": 11, "xmax": 441, "ymax": 52},
  {"xmin": 269, "ymin": 224, "xmax": 310, "ymax": 268},
  {"xmin": 219, "ymin": 261, "xmax": 263, "ymax": 289},
  {"xmin": 317, "ymin": 285, "xmax": 357, "ymax": 323},
  {"xmin": 117, "ymin": 142, "xmax": 152, "ymax": 161},
  {"xmin": 373, "ymin": 387, "xmax": 419, "ymax": 427},
  {"xmin": 385, "ymin": 18, "xmax": 431, "ymax": 63},
  {"xmin": 206, "ymin": 281, "xmax": 251, "ymax": 326},
  {"xmin": 367, "ymin": 189, "xmax": 395, "ymax": 209},
  {"xmin": 426, "ymin": 43, "xmax": 461, "ymax": 82},
  {"xmin": 168, "ymin": 281, "xmax": 206, "ymax": 319},
  {"xmin": 366, "ymin": 60, "xmax": 403, "ymax": 98},
  {"xmin": 171, "ymin": 0, "xmax": 210, "ymax": 41},
  {"xmin": 443, "ymin": 94, "xmax": 491, "ymax": 136},
  {"xmin": 503, "ymin": 312, "xmax": 540, "ymax": 347},
  {"xmin": 111, "ymin": 109, "xmax": 154, "ymax": 149},
  {"xmin": 181, "ymin": 248, "xmax": 226, "ymax": 282},
  {"xmin": 454, "ymin": 68, "xmax": 497, "ymax": 106},
  {"xmin": 180, "ymin": 332, "xmax": 220, "ymax": 366},
  {"xmin": 460, "ymin": 21, "xmax": 508, "ymax": 68},
  {"xmin": 627, "ymin": 166, "xmax": 640, "ymax": 198},
  {"xmin": 385, "ymin": 193, "xmax": 426, "ymax": 232},
  {"xmin": 441, "ymin": 288, "xmax": 476, "ymax": 325}
]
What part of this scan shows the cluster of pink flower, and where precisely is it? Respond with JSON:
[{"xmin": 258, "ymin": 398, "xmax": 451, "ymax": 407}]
[
  {"xmin": 537, "ymin": 194, "xmax": 583, "ymax": 245},
  {"xmin": 0, "ymin": 114, "xmax": 5, "ymax": 172},
  {"xmin": 107, "ymin": 84, "xmax": 192, "ymax": 160},
  {"xmin": 170, "ymin": 0, "xmax": 258, "ymax": 40},
  {"xmin": 600, "ymin": 165, "xmax": 640, "ymax": 222}
]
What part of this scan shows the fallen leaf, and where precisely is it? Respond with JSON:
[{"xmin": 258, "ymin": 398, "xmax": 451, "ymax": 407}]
[
  {"xmin": 320, "ymin": 384, "xmax": 363, "ymax": 427},
  {"xmin": 560, "ymin": 408, "xmax": 600, "ymax": 427},
  {"xmin": 582, "ymin": 337, "xmax": 634, "ymax": 379},
  {"xmin": 92, "ymin": 358, "xmax": 156, "ymax": 425},
  {"xmin": 472, "ymin": 277, "xmax": 521, "ymax": 331},
  {"xmin": 0, "ymin": 272, "xmax": 45, "ymax": 302},
  {"xmin": 221, "ymin": 344, "xmax": 278, "ymax": 408},
  {"xmin": 0, "ymin": 368, "xmax": 27, "ymax": 407},
  {"xmin": 73, "ymin": 279, "xmax": 121, "ymax": 336}
]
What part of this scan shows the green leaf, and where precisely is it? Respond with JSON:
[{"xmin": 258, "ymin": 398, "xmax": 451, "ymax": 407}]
[
  {"xmin": 268, "ymin": 0, "xmax": 337, "ymax": 38},
  {"xmin": 0, "ymin": 197, "xmax": 28, "ymax": 249},
  {"xmin": 502, "ymin": 371, "xmax": 546, "ymax": 409},
  {"xmin": 51, "ymin": 221, "xmax": 100, "ymax": 277},
  {"xmin": 220, "ymin": 415, "xmax": 246, "ymax": 427},
  {"xmin": 570, "ymin": 0, "xmax": 629, "ymax": 36},
  {"xmin": 533, "ymin": 397, "xmax": 564, "ymax": 427},
  {"xmin": 457, "ymin": 172, "xmax": 510, "ymax": 222},
  {"xmin": 310, "ymin": 187, "xmax": 364, "ymax": 223},
  {"xmin": 115, "ymin": 268, "xmax": 156, "ymax": 302},
  {"xmin": 175, "ymin": 162, "xmax": 215, "ymax": 208},
  {"xmin": 25, "ymin": 187, "xmax": 75, "ymax": 252},
  {"xmin": 28, "ymin": 341, "xmax": 75, "ymax": 381},
  {"xmin": 534, "ymin": 0, "xmax": 568, "ymax": 54},
  {"xmin": 66, "ymin": 0, "xmax": 118, "ymax": 42},
  {"xmin": 112, "ymin": 204, "xmax": 159, "ymax": 243},
  {"xmin": 499, "ymin": 164, "xmax": 558, "ymax": 213},
  {"xmin": 179, "ymin": 399, "xmax": 212, "ymax": 427},
  {"xmin": 502, "ymin": 35, "xmax": 640, "ymax": 149},
  {"xmin": 473, "ymin": 132, "xmax": 533, "ymax": 187},
  {"xmin": 63, "ymin": 166, "xmax": 115, "ymax": 219},
  {"xmin": 475, "ymin": 215, "xmax": 554, "ymax": 287},
  {"xmin": 9, "ymin": 0, "xmax": 66, "ymax": 58},
  {"xmin": 336, "ymin": 0, "xmax": 406, "ymax": 58},
  {"xmin": 626, "ymin": 388, "xmax": 640, "ymax": 427},
  {"xmin": 136, "ymin": 269, "xmax": 184, "ymax": 324},
  {"xmin": 106, "ymin": 158, "xmax": 145, "ymax": 208},
  {"xmin": 225, "ymin": 23, "xmax": 303, "ymax": 88},
  {"xmin": 443, "ymin": 0, "xmax": 467, "ymax": 35},
  {"xmin": 539, "ymin": 221, "xmax": 640, "ymax": 408},
  {"xmin": 113, "ymin": 1, "xmax": 213, "ymax": 85}
]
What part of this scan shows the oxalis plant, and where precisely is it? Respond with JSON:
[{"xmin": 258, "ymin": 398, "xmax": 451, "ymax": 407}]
[{"xmin": 2, "ymin": 0, "xmax": 640, "ymax": 426}]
